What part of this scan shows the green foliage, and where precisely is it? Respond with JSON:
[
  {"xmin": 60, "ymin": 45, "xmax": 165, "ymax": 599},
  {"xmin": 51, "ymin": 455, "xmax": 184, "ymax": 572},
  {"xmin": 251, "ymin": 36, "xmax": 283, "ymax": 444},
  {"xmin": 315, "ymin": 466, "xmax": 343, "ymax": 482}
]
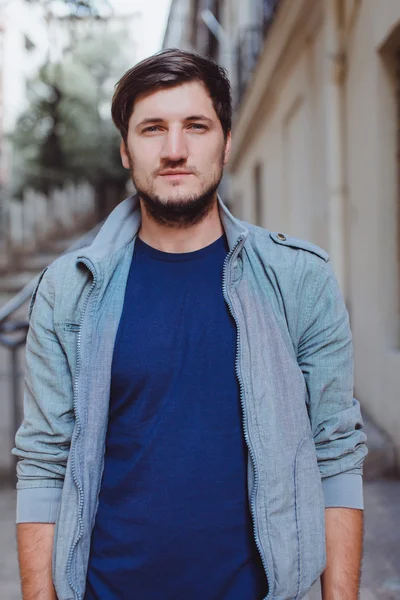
[{"xmin": 11, "ymin": 25, "xmax": 130, "ymax": 211}]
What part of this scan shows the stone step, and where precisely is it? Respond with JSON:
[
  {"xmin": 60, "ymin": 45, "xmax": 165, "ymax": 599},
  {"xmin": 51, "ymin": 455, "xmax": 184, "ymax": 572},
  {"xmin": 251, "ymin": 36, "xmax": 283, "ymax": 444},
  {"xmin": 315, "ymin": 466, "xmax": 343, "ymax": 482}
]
[
  {"xmin": 0, "ymin": 253, "xmax": 8, "ymax": 273},
  {"xmin": 15, "ymin": 252, "xmax": 60, "ymax": 273},
  {"xmin": 0, "ymin": 272, "xmax": 37, "ymax": 295},
  {"xmin": 42, "ymin": 235, "xmax": 84, "ymax": 254}
]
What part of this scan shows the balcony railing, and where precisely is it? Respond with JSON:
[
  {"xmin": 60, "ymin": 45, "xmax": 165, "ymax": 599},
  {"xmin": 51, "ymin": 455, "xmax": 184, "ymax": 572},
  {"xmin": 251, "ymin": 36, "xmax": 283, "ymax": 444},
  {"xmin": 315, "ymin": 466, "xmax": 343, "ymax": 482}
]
[
  {"xmin": 235, "ymin": 0, "xmax": 280, "ymax": 106},
  {"xmin": 235, "ymin": 26, "xmax": 264, "ymax": 105},
  {"xmin": 263, "ymin": 0, "xmax": 279, "ymax": 34}
]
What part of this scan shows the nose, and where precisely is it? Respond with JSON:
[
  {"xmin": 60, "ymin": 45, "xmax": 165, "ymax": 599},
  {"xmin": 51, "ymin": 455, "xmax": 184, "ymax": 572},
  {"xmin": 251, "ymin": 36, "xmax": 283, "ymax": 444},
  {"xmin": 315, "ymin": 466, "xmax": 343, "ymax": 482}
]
[{"xmin": 160, "ymin": 127, "xmax": 189, "ymax": 163}]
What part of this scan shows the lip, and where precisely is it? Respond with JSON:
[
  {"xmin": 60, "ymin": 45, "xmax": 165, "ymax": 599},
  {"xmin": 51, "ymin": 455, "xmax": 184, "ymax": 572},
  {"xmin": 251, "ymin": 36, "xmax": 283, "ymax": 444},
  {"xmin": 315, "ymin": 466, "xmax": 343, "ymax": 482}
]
[{"xmin": 159, "ymin": 172, "xmax": 194, "ymax": 178}]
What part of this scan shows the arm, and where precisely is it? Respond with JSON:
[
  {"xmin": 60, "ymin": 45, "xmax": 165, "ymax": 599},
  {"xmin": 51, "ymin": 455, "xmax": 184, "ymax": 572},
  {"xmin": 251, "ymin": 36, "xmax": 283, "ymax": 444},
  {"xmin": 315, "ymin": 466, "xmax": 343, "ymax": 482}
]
[
  {"xmin": 297, "ymin": 259, "xmax": 367, "ymax": 500},
  {"xmin": 297, "ymin": 260, "xmax": 367, "ymax": 584},
  {"xmin": 17, "ymin": 523, "xmax": 57, "ymax": 600},
  {"xmin": 12, "ymin": 266, "xmax": 74, "ymax": 591},
  {"xmin": 321, "ymin": 508, "xmax": 363, "ymax": 600}
]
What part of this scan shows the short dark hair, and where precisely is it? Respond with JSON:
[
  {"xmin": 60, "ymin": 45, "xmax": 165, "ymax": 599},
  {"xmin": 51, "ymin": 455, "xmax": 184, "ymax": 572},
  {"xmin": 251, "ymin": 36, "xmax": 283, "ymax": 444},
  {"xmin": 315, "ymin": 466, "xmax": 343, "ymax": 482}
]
[{"xmin": 111, "ymin": 48, "xmax": 232, "ymax": 141}]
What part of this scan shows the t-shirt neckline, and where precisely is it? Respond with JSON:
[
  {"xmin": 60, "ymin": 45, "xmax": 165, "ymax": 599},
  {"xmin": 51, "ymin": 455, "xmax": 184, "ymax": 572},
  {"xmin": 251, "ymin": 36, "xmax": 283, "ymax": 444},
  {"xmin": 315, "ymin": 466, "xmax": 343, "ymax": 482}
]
[{"xmin": 135, "ymin": 234, "xmax": 227, "ymax": 263}]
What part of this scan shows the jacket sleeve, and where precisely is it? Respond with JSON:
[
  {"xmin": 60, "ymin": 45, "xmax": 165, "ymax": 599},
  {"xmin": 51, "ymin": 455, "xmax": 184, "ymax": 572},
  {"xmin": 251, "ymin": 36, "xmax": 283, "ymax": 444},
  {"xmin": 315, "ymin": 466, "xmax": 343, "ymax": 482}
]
[
  {"xmin": 297, "ymin": 259, "xmax": 368, "ymax": 509},
  {"xmin": 12, "ymin": 266, "xmax": 74, "ymax": 523}
]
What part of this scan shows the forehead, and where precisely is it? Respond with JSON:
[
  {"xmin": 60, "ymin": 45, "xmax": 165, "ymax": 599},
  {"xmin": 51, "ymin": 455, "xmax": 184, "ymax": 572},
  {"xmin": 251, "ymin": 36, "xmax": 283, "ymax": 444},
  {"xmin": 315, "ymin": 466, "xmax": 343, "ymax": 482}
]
[{"xmin": 129, "ymin": 81, "xmax": 218, "ymax": 123}]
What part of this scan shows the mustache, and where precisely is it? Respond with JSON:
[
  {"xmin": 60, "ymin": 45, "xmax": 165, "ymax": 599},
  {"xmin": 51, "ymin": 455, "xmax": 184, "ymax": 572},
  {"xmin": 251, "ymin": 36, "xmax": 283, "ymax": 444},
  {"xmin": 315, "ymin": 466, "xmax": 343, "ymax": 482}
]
[{"xmin": 152, "ymin": 162, "xmax": 198, "ymax": 177}]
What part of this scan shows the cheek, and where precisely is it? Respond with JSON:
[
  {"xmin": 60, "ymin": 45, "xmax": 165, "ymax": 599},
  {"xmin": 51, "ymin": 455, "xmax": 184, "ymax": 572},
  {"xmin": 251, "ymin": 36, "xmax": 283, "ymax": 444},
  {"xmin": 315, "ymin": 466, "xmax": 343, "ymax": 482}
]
[
  {"xmin": 199, "ymin": 135, "xmax": 225, "ymax": 161},
  {"xmin": 190, "ymin": 140, "xmax": 221, "ymax": 164},
  {"xmin": 130, "ymin": 136, "xmax": 161, "ymax": 159},
  {"xmin": 198, "ymin": 147, "xmax": 225, "ymax": 172},
  {"xmin": 130, "ymin": 146, "xmax": 156, "ymax": 171}
]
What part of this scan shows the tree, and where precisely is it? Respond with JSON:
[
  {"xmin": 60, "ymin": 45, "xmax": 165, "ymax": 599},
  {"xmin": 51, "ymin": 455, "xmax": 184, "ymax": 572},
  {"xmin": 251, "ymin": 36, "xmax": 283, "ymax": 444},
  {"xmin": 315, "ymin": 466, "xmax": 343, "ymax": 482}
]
[
  {"xmin": 11, "ymin": 25, "xmax": 131, "ymax": 219},
  {"xmin": 29, "ymin": 0, "xmax": 107, "ymax": 19}
]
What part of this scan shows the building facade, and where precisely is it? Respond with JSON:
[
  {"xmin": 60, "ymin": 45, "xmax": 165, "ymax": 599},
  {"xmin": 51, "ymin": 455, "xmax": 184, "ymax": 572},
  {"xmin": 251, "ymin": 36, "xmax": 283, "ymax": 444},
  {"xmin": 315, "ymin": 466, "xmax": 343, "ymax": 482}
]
[{"xmin": 164, "ymin": 0, "xmax": 400, "ymax": 469}]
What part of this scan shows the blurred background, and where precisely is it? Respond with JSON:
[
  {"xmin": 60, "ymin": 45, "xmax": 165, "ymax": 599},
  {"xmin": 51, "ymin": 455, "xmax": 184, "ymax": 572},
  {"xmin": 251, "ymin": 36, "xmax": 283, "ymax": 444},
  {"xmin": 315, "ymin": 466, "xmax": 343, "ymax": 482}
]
[{"xmin": 0, "ymin": 0, "xmax": 399, "ymax": 598}]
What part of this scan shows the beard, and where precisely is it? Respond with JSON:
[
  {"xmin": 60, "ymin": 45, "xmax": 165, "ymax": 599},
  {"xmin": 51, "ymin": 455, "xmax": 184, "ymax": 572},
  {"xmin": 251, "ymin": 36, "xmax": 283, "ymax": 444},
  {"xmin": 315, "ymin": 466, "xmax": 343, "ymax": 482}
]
[{"xmin": 127, "ymin": 151, "xmax": 225, "ymax": 228}]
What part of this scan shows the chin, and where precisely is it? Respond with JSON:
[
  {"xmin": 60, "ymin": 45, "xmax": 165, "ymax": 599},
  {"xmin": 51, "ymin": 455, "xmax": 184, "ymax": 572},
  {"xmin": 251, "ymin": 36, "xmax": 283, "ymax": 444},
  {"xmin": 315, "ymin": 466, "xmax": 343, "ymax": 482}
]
[{"xmin": 157, "ymin": 186, "xmax": 201, "ymax": 201}]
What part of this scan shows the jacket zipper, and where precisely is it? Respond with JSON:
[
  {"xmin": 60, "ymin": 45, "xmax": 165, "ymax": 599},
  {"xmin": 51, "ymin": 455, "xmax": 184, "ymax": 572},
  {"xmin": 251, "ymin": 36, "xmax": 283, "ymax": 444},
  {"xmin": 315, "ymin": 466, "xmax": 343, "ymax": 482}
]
[
  {"xmin": 222, "ymin": 236, "xmax": 271, "ymax": 598},
  {"xmin": 65, "ymin": 245, "xmax": 272, "ymax": 598},
  {"xmin": 66, "ymin": 258, "xmax": 97, "ymax": 600}
]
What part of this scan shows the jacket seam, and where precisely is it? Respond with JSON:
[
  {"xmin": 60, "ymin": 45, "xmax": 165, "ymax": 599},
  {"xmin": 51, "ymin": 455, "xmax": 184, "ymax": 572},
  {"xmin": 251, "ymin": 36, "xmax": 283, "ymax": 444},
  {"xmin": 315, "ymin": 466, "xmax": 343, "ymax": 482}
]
[
  {"xmin": 294, "ymin": 436, "xmax": 308, "ymax": 599},
  {"xmin": 17, "ymin": 482, "xmax": 64, "ymax": 489},
  {"xmin": 301, "ymin": 261, "xmax": 330, "ymax": 345}
]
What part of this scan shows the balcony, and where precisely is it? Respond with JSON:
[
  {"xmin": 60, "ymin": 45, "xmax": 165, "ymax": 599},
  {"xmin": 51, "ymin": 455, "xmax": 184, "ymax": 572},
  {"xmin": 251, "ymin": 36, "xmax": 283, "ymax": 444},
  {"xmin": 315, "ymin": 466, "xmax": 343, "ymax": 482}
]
[{"xmin": 235, "ymin": 0, "xmax": 279, "ymax": 106}]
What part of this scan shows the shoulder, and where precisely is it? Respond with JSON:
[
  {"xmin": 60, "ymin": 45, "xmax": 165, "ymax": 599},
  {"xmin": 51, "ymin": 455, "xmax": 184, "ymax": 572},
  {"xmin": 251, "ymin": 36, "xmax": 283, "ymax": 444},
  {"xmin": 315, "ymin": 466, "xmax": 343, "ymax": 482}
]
[
  {"xmin": 239, "ymin": 223, "xmax": 340, "ymax": 334},
  {"xmin": 36, "ymin": 249, "xmax": 88, "ymax": 293},
  {"xmin": 242, "ymin": 221, "xmax": 329, "ymax": 264},
  {"xmin": 241, "ymin": 222, "xmax": 334, "ymax": 306},
  {"xmin": 267, "ymin": 231, "xmax": 329, "ymax": 262},
  {"xmin": 29, "ymin": 249, "xmax": 91, "ymax": 319}
]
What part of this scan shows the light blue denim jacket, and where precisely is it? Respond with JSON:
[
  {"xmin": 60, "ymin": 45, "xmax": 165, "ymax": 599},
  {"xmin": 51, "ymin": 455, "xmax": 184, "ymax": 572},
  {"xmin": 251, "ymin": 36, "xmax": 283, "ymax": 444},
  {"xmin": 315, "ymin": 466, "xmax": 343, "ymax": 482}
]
[{"xmin": 13, "ymin": 194, "xmax": 367, "ymax": 600}]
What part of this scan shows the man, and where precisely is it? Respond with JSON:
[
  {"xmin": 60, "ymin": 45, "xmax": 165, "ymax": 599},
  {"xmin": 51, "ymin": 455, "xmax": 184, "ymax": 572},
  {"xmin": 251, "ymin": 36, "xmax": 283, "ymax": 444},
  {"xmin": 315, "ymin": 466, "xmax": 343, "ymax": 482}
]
[{"xmin": 14, "ymin": 49, "xmax": 367, "ymax": 600}]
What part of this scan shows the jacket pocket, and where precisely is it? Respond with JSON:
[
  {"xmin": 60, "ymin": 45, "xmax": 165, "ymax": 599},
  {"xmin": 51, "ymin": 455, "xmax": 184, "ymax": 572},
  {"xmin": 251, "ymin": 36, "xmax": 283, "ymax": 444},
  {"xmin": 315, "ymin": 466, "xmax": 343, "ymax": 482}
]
[
  {"xmin": 294, "ymin": 435, "xmax": 326, "ymax": 598},
  {"xmin": 59, "ymin": 322, "xmax": 80, "ymax": 333}
]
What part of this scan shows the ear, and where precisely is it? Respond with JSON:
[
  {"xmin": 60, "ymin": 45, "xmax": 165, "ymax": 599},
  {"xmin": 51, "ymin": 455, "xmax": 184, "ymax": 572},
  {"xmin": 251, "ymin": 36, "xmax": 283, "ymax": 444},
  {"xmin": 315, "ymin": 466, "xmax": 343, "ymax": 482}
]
[
  {"xmin": 223, "ymin": 131, "xmax": 232, "ymax": 165},
  {"xmin": 120, "ymin": 139, "xmax": 130, "ymax": 170}
]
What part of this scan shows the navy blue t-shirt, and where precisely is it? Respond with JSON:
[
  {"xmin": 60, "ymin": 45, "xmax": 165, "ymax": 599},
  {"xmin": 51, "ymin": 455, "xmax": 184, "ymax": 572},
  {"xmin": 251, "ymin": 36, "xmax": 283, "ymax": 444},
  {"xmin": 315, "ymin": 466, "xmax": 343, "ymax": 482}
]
[{"xmin": 85, "ymin": 235, "xmax": 268, "ymax": 600}]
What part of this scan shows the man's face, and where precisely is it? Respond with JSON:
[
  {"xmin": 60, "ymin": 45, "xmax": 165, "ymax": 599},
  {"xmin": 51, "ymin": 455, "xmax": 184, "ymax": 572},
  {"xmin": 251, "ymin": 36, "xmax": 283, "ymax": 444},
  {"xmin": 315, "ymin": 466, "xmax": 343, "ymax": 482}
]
[{"xmin": 120, "ymin": 80, "xmax": 231, "ymax": 226}]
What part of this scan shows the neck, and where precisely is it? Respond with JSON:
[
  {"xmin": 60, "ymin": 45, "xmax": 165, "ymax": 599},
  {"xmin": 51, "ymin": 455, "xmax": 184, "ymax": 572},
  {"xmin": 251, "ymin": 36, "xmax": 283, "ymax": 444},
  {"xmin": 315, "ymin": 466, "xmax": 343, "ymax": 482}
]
[{"xmin": 137, "ymin": 196, "xmax": 224, "ymax": 253}]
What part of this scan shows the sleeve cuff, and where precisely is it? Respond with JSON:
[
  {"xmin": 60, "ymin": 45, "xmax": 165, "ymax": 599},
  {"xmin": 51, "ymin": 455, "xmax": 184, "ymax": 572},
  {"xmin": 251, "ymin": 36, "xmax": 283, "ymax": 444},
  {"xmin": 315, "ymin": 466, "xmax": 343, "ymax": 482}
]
[
  {"xmin": 16, "ymin": 487, "xmax": 62, "ymax": 523},
  {"xmin": 322, "ymin": 472, "xmax": 364, "ymax": 509}
]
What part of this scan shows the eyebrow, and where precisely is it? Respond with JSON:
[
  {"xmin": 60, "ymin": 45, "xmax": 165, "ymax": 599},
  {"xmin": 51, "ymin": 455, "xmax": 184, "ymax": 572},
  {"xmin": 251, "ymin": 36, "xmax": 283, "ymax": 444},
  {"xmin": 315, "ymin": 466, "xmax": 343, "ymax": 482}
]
[
  {"xmin": 185, "ymin": 115, "xmax": 213, "ymax": 123},
  {"xmin": 136, "ymin": 115, "xmax": 214, "ymax": 129},
  {"xmin": 136, "ymin": 118, "xmax": 164, "ymax": 128}
]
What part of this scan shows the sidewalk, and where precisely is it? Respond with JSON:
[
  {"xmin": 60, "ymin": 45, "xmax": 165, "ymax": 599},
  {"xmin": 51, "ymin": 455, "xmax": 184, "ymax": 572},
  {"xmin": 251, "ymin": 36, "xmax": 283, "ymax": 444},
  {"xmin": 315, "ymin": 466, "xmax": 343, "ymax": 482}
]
[{"xmin": 1, "ymin": 480, "xmax": 399, "ymax": 599}]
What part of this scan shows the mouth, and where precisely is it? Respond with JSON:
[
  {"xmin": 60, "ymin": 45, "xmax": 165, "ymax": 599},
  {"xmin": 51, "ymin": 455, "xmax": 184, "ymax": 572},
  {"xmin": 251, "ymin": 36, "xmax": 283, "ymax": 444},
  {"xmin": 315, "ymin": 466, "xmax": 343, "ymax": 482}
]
[{"xmin": 158, "ymin": 171, "xmax": 194, "ymax": 180}]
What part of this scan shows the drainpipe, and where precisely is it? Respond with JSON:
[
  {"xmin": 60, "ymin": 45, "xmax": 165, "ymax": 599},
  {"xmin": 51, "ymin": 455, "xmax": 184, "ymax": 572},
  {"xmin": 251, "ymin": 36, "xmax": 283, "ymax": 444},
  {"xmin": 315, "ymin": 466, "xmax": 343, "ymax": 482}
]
[
  {"xmin": 201, "ymin": 8, "xmax": 226, "ymax": 43},
  {"xmin": 324, "ymin": 0, "xmax": 348, "ymax": 298}
]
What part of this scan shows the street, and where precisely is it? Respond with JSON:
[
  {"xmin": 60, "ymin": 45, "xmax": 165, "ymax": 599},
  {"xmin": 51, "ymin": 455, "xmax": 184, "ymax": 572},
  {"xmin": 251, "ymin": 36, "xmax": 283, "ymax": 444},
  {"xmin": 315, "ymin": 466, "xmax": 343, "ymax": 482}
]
[{"xmin": 1, "ymin": 480, "xmax": 399, "ymax": 599}]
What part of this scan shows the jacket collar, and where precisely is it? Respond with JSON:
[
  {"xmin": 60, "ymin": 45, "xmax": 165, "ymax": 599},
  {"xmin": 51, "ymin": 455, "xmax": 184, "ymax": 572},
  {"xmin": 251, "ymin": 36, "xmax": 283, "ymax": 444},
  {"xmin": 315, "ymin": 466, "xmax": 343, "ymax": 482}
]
[{"xmin": 79, "ymin": 192, "xmax": 248, "ymax": 264}]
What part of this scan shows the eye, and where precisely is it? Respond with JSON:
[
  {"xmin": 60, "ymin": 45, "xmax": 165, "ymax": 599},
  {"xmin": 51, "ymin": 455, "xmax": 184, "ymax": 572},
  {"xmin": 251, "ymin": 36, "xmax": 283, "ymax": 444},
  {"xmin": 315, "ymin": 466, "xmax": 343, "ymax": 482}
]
[
  {"xmin": 188, "ymin": 123, "xmax": 207, "ymax": 131},
  {"xmin": 142, "ymin": 125, "xmax": 162, "ymax": 133}
]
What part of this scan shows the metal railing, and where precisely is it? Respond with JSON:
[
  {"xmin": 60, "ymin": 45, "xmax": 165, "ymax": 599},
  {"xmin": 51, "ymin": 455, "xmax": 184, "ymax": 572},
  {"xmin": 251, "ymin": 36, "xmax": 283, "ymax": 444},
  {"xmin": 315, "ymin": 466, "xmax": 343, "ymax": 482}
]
[
  {"xmin": 235, "ymin": 0, "xmax": 280, "ymax": 106},
  {"xmin": 235, "ymin": 25, "xmax": 265, "ymax": 105},
  {"xmin": 0, "ymin": 223, "xmax": 102, "ymax": 477},
  {"xmin": 262, "ymin": 0, "xmax": 280, "ymax": 34}
]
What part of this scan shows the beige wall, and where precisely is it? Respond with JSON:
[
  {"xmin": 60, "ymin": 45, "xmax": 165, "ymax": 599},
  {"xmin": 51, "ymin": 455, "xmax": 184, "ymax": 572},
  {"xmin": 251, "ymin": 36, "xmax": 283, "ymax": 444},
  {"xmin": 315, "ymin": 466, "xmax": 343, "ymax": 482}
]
[
  {"xmin": 229, "ymin": 0, "xmax": 400, "ymax": 465},
  {"xmin": 345, "ymin": 0, "xmax": 400, "ymax": 458}
]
